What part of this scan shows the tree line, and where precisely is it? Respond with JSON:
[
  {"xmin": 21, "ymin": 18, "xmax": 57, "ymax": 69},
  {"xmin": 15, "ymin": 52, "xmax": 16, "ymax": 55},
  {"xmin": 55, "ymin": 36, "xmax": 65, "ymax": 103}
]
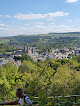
[{"xmin": 2, "ymin": 34, "xmax": 80, "ymax": 53}]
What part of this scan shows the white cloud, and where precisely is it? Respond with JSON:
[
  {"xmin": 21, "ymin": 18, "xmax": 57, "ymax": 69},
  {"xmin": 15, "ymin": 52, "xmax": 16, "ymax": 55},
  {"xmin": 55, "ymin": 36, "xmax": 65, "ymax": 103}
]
[
  {"xmin": 0, "ymin": 28, "xmax": 26, "ymax": 37},
  {"xmin": 0, "ymin": 23, "xmax": 80, "ymax": 37},
  {"xmin": 24, "ymin": 24, "xmax": 30, "ymax": 26},
  {"xmin": 0, "ymin": 24, "xmax": 9, "ymax": 27},
  {"xmin": 19, "ymin": 27, "xmax": 27, "ymax": 30},
  {"xmin": 50, "ymin": 23, "xmax": 55, "ymax": 25},
  {"xmin": 14, "ymin": 11, "xmax": 69, "ymax": 20},
  {"xmin": 0, "ymin": 15, "xmax": 11, "ymax": 18},
  {"xmin": 0, "ymin": 24, "xmax": 4, "ymax": 26},
  {"xmin": 12, "ymin": 22, "xmax": 16, "ymax": 24},
  {"xmin": 66, "ymin": 0, "xmax": 79, "ymax": 3},
  {"xmin": 67, "ymin": 20, "xmax": 72, "ymax": 22},
  {"xmin": 0, "ymin": 28, "xmax": 4, "ymax": 30},
  {"xmin": 46, "ymin": 18, "xmax": 54, "ymax": 21},
  {"xmin": 30, "ymin": 22, "xmax": 44, "ymax": 25},
  {"xmin": 0, "ymin": 15, "xmax": 3, "ymax": 17},
  {"xmin": 32, "ymin": 25, "xmax": 77, "ymax": 33},
  {"xmin": 4, "ymin": 15, "xmax": 11, "ymax": 18}
]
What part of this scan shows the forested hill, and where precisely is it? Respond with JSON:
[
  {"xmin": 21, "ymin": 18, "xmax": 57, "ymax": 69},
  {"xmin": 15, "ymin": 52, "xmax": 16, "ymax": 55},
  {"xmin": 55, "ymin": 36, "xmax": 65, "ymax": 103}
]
[
  {"xmin": 1, "ymin": 33, "xmax": 80, "ymax": 51},
  {"xmin": 49, "ymin": 32, "xmax": 80, "ymax": 34}
]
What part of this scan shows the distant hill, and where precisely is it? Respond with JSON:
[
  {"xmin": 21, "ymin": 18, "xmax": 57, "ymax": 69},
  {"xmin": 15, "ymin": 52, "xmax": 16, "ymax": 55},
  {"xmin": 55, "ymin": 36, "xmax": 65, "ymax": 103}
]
[
  {"xmin": 49, "ymin": 32, "xmax": 80, "ymax": 34},
  {"xmin": 1, "ymin": 32, "xmax": 80, "ymax": 52}
]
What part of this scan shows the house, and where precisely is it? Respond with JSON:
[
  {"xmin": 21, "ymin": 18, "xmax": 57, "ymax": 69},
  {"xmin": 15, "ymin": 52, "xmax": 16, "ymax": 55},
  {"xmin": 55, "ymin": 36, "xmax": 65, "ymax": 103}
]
[
  {"xmin": 0, "ymin": 59, "xmax": 8, "ymax": 65},
  {"xmin": 0, "ymin": 53, "xmax": 11, "ymax": 58}
]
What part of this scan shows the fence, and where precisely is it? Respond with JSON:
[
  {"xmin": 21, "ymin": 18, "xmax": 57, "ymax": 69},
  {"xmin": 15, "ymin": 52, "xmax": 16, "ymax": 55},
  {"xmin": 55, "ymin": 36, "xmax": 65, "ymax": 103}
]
[
  {"xmin": 33, "ymin": 95, "xmax": 80, "ymax": 105},
  {"xmin": 0, "ymin": 95, "xmax": 80, "ymax": 106}
]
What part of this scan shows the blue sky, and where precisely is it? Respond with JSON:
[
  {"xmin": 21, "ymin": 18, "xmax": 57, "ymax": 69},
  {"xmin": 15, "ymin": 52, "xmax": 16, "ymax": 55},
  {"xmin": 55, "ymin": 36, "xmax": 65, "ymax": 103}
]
[{"xmin": 0, "ymin": 0, "xmax": 80, "ymax": 37}]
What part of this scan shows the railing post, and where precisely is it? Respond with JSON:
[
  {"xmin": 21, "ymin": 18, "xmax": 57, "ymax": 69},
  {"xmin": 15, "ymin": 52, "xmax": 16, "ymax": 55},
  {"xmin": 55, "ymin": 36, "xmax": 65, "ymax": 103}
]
[{"xmin": 74, "ymin": 96, "xmax": 76, "ymax": 103}]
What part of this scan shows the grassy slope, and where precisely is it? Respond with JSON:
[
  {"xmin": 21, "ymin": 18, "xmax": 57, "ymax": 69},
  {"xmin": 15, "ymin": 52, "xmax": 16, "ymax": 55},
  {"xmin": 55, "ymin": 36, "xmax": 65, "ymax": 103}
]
[{"xmin": 0, "ymin": 39, "xmax": 10, "ymax": 44}]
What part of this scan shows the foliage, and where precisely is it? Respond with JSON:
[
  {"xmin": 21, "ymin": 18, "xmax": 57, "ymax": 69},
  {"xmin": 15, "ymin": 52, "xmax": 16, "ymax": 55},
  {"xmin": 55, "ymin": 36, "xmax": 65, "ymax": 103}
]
[
  {"xmin": 0, "ymin": 43, "xmax": 16, "ymax": 53},
  {"xmin": 1, "ymin": 56, "xmax": 80, "ymax": 105},
  {"xmin": 2, "ymin": 34, "xmax": 80, "ymax": 53},
  {"xmin": 21, "ymin": 53, "xmax": 34, "ymax": 62}
]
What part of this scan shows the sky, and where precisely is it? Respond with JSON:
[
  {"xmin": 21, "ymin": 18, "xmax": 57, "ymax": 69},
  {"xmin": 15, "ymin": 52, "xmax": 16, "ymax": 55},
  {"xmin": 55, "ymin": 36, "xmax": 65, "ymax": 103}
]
[{"xmin": 0, "ymin": 0, "xmax": 80, "ymax": 37}]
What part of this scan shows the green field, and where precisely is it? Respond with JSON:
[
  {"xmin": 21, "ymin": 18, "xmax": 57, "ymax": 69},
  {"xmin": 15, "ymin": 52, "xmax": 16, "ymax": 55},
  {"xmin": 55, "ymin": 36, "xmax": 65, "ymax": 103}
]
[{"xmin": 0, "ymin": 39, "xmax": 10, "ymax": 44}]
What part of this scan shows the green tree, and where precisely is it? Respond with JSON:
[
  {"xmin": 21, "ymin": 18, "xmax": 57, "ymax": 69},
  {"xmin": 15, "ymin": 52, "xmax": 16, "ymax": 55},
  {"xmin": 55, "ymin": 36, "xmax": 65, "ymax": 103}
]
[
  {"xmin": 21, "ymin": 53, "xmax": 34, "ymax": 62},
  {"xmin": 18, "ymin": 60, "xmax": 38, "ymax": 73}
]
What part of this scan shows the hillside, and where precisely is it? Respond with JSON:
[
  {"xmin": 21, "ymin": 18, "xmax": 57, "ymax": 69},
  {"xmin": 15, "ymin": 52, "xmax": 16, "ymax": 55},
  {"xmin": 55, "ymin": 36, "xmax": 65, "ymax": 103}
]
[
  {"xmin": 49, "ymin": 32, "xmax": 80, "ymax": 34},
  {"xmin": 0, "ymin": 33, "xmax": 80, "ymax": 53},
  {"xmin": 1, "ymin": 33, "xmax": 80, "ymax": 49}
]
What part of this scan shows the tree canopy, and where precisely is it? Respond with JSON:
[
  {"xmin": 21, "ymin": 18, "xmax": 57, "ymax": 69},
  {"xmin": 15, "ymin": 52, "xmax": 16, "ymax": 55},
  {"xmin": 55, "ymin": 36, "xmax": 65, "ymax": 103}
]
[{"xmin": 0, "ymin": 56, "xmax": 80, "ymax": 104}]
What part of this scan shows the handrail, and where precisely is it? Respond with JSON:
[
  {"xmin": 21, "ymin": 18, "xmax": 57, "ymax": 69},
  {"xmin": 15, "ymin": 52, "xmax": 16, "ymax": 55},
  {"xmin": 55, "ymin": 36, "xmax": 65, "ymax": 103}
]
[
  {"xmin": 34, "ymin": 95, "xmax": 80, "ymax": 105},
  {"xmin": 0, "ymin": 95, "xmax": 80, "ymax": 105}
]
